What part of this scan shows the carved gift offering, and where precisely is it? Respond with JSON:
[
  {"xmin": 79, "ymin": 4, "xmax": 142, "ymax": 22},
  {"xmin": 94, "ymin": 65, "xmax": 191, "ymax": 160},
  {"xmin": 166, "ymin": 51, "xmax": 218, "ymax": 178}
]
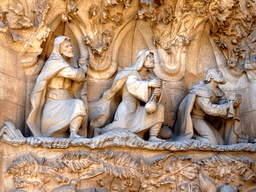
[
  {"xmin": 2, "ymin": 0, "xmax": 256, "ymax": 191},
  {"xmin": 27, "ymin": 36, "xmax": 88, "ymax": 138},
  {"xmin": 173, "ymin": 68, "xmax": 243, "ymax": 145},
  {"xmin": 90, "ymin": 50, "xmax": 165, "ymax": 142}
]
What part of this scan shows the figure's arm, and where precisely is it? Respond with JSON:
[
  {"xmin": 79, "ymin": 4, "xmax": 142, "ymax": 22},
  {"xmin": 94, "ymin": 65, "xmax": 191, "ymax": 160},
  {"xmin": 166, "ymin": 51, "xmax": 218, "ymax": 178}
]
[
  {"xmin": 57, "ymin": 66, "xmax": 87, "ymax": 82},
  {"xmin": 217, "ymin": 99, "xmax": 229, "ymax": 105},
  {"xmin": 126, "ymin": 75, "xmax": 149, "ymax": 102},
  {"xmin": 196, "ymin": 96, "xmax": 229, "ymax": 117}
]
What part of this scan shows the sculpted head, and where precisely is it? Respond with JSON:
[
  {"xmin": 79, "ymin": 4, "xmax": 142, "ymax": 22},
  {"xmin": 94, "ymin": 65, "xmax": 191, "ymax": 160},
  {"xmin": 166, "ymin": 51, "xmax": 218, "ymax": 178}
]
[
  {"xmin": 143, "ymin": 52, "xmax": 155, "ymax": 69},
  {"xmin": 125, "ymin": 50, "xmax": 156, "ymax": 72},
  {"xmin": 60, "ymin": 38, "xmax": 74, "ymax": 58},
  {"xmin": 204, "ymin": 68, "xmax": 226, "ymax": 85}
]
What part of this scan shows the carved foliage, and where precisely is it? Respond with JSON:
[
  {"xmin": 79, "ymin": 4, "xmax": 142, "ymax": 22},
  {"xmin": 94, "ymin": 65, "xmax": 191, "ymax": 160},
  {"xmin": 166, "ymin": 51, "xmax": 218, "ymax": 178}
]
[
  {"xmin": 7, "ymin": 0, "xmax": 33, "ymax": 30},
  {"xmin": 201, "ymin": 155, "xmax": 255, "ymax": 188},
  {"xmin": 208, "ymin": 0, "xmax": 256, "ymax": 71},
  {"xmin": 7, "ymin": 151, "xmax": 256, "ymax": 191}
]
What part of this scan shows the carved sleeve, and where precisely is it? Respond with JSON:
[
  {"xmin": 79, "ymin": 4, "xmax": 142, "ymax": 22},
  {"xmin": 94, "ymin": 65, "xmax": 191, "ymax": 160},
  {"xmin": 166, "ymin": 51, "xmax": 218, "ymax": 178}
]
[
  {"xmin": 57, "ymin": 67, "xmax": 86, "ymax": 82},
  {"xmin": 196, "ymin": 96, "xmax": 229, "ymax": 117},
  {"xmin": 126, "ymin": 75, "xmax": 149, "ymax": 103}
]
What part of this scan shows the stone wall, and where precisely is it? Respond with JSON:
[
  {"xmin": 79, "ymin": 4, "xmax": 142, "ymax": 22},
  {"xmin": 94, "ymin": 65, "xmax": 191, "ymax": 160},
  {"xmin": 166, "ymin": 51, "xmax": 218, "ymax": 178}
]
[{"xmin": 0, "ymin": 45, "xmax": 26, "ymax": 135}]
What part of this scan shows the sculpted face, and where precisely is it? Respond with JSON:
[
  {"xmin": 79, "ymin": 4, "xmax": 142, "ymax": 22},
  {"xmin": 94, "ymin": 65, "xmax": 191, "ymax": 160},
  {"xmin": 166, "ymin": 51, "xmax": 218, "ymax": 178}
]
[
  {"xmin": 144, "ymin": 53, "xmax": 155, "ymax": 69},
  {"xmin": 213, "ymin": 70, "xmax": 226, "ymax": 84},
  {"xmin": 60, "ymin": 40, "xmax": 74, "ymax": 58}
]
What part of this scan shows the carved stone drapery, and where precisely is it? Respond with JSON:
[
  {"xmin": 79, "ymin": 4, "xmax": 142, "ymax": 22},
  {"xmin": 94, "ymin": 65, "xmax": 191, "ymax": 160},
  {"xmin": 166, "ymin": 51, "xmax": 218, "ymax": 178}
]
[
  {"xmin": 1, "ymin": 0, "xmax": 256, "ymax": 190},
  {"xmin": 1, "ymin": 0, "xmax": 256, "ymax": 137}
]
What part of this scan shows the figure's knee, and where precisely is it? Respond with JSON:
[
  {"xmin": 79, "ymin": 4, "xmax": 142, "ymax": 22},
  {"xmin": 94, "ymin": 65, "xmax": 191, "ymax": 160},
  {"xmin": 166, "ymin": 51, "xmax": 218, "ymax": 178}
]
[{"xmin": 76, "ymin": 99, "xmax": 86, "ymax": 108}]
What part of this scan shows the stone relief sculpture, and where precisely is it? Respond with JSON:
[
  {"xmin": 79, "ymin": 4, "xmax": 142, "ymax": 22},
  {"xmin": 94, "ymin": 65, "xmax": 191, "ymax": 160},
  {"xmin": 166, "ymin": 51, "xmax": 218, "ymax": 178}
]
[
  {"xmin": 173, "ymin": 68, "xmax": 244, "ymax": 145},
  {"xmin": 90, "ymin": 49, "xmax": 165, "ymax": 142},
  {"xmin": 1, "ymin": 0, "xmax": 256, "ymax": 191},
  {"xmin": 27, "ymin": 36, "xmax": 88, "ymax": 138},
  {"xmin": 6, "ymin": 151, "xmax": 256, "ymax": 191}
]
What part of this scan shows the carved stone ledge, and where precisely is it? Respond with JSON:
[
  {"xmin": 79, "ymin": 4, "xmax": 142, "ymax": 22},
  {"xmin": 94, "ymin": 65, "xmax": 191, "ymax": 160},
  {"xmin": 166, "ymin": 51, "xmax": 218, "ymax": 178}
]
[{"xmin": 2, "ymin": 129, "xmax": 256, "ymax": 152}]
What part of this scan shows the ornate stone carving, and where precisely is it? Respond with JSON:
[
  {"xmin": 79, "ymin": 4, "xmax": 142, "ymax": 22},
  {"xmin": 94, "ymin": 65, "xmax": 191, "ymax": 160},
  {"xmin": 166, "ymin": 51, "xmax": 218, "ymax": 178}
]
[
  {"xmin": 2, "ymin": 125, "xmax": 256, "ymax": 152},
  {"xmin": 1, "ymin": 0, "xmax": 256, "ymax": 190},
  {"xmin": 7, "ymin": 1, "xmax": 33, "ymax": 30},
  {"xmin": 173, "ymin": 68, "xmax": 245, "ymax": 145},
  {"xmin": 0, "ymin": 121, "xmax": 25, "ymax": 145},
  {"xmin": 90, "ymin": 50, "xmax": 165, "ymax": 142},
  {"xmin": 27, "ymin": 36, "xmax": 88, "ymax": 138},
  {"xmin": 6, "ymin": 151, "xmax": 256, "ymax": 191}
]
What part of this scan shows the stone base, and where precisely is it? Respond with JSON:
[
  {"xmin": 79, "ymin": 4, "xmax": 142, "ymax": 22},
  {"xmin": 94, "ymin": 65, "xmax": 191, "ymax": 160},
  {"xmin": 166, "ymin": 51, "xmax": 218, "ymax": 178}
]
[{"xmin": 1, "ymin": 129, "xmax": 256, "ymax": 192}]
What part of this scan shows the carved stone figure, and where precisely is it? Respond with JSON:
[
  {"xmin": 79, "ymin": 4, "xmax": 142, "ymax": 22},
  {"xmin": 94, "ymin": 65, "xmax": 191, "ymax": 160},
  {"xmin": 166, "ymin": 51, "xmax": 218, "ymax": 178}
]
[
  {"xmin": 173, "ymin": 68, "xmax": 242, "ymax": 145},
  {"xmin": 27, "ymin": 36, "xmax": 88, "ymax": 138},
  {"xmin": 90, "ymin": 49, "xmax": 164, "ymax": 142}
]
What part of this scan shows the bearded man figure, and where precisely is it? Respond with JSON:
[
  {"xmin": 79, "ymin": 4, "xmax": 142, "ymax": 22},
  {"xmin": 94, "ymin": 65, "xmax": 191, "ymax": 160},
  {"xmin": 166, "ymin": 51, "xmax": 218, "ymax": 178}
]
[
  {"xmin": 27, "ymin": 36, "xmax": 88, "ymax": 138},
  {"xmin": 89, "ymin": 49, "xmax": 164, "ymax": 142},
  {"xmin": 173, "ymin": 68, "xmax": 242, "ymax": 145}
]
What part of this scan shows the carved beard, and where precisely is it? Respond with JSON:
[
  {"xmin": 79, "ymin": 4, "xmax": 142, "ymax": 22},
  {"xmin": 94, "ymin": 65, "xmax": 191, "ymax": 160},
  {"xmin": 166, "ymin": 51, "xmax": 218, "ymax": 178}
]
[
  {"xmin": 214, "ymin": 76, "xmax": 226, "ymax": 84},
  {"xmin": 62, "ymin": 51, "xmax": 74, "ymax": 58},
  {"xmin": 144, "ymin": 60, "xmax": 155, "ymax": 69}
]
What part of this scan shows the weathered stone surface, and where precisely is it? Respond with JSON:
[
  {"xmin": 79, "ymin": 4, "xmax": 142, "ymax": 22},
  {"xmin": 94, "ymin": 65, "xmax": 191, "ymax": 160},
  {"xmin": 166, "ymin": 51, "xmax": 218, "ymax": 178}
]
[
  {"xmin": 1, "ymin": 0, "xmax": 256, "ymax": 190},
  {"xmin": 2, "ymin": 141, "xmax": 256, "ymax": 191}
]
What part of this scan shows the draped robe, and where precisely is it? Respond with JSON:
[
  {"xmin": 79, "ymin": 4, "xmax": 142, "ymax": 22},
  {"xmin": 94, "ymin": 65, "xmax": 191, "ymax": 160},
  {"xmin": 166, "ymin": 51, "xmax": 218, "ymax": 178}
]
[
  {"xmin": 27, "ymin": 36, "xmax": 87, "ymax": 137},
  {"xmin": 89, "ymin": 49, "xmax": 164, "ymax": 134}
]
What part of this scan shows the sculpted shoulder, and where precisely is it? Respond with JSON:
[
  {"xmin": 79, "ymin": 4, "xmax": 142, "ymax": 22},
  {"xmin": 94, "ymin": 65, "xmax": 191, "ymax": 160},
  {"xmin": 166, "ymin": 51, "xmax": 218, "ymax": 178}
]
[{"xmin": 189, "ymin": 80, "xmax": 214, "ymax": 98}]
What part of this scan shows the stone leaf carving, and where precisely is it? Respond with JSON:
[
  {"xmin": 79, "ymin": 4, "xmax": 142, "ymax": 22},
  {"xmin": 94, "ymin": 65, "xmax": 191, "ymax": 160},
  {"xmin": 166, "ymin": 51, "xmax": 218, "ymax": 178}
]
[
  {"xmin": 207, "ymin": 0, "xmax": 256, "ymax": 74},
  {"xmin": 0, "ymin": 121, "xmax": 25, "ymax": 146},
  {"xmin": 84, "ymin": 0, "xmax": 135, "ymax": 79},
  {"xmin": 147, "ymin": 0, "xmax": 193, "ymax": 81},
  {"xmin": 7, "ymin": 1, "xmax": 33, "ymax": 30},
  {"xmin": 201, "ymin": 155, "xmax": 255, "ymax": 188},
  {"xmin": 140, "ymin": 155, "xmax": 199, "ymax": 191},
  {"xmin": 7, "ymin": 151, "xmax": 256, "ymax": 191},
  {"xmin": 19, "ymin": 0, "xmax": 51, "ymax": 76},
  {"xmin": 32, "ymin": 0, "xmax": 50, "ymax": 25},
  {"xmin": 7, "ymin": 151, "xmax": 142, "ymax": 191}
]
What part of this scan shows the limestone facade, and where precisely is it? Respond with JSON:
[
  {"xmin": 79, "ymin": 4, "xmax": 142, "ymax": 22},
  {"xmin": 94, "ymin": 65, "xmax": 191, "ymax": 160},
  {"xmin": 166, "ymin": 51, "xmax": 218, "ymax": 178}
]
[{"xmin": 1, "ymin": 0, "xmax": 256, "ymax": 191}]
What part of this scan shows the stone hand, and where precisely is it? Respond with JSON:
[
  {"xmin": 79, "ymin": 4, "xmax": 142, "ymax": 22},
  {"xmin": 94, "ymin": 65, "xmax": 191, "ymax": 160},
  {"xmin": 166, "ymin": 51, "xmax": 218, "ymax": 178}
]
[
  {"xmin": 233, "ymin": 97, "xmax": 242, "ymax": 107},
  {"xmin": 149, "ymin": 78, "xmax": 162, "ymax": 88},
  {"xmin": 154, "ymin": 88, "xmax": 162, "ymax": 97},
  {"xmin": 229, "ymin": 93, "xmax": 242, "ymax": 107},
  {"xmin": 80, "ymin": 64, "xmax": 88, "ymax": 73},
  {"xmin": 78, "ymin": 57, "xmax": 89, "ymax": 66}
]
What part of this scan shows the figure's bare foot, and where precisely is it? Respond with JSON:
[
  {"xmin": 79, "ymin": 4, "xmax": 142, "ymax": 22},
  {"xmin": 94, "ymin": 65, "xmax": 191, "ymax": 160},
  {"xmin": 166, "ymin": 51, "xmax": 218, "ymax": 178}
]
[
  {"xmin": 148, "ymin": 136, "xmax": 165, "ymax": 142},
  {"xmin": 94, "ymin": 128, "xmax": 102, "ymax": 137},
  {"xmin": 69, "ymin": 132, "xmax": 82, "ymax": 138}
]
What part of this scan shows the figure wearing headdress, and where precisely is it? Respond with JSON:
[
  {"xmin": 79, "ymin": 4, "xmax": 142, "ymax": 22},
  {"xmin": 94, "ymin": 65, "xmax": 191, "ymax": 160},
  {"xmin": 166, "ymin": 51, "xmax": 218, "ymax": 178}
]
[
  {"xmin": 90, "ymin": 49, "xmax": 164, "ymax": 142},
  {"xmin": 27, "ymin": 36, "xmax": 88, "ymax": 138}
]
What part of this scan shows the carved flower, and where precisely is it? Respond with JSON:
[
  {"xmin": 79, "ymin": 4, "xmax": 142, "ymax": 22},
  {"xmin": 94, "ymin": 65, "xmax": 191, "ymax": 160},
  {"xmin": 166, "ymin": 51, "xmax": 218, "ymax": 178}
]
[{"xmin": 111, "ymin": 12, "xmax": 122, "ymax": 25}]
